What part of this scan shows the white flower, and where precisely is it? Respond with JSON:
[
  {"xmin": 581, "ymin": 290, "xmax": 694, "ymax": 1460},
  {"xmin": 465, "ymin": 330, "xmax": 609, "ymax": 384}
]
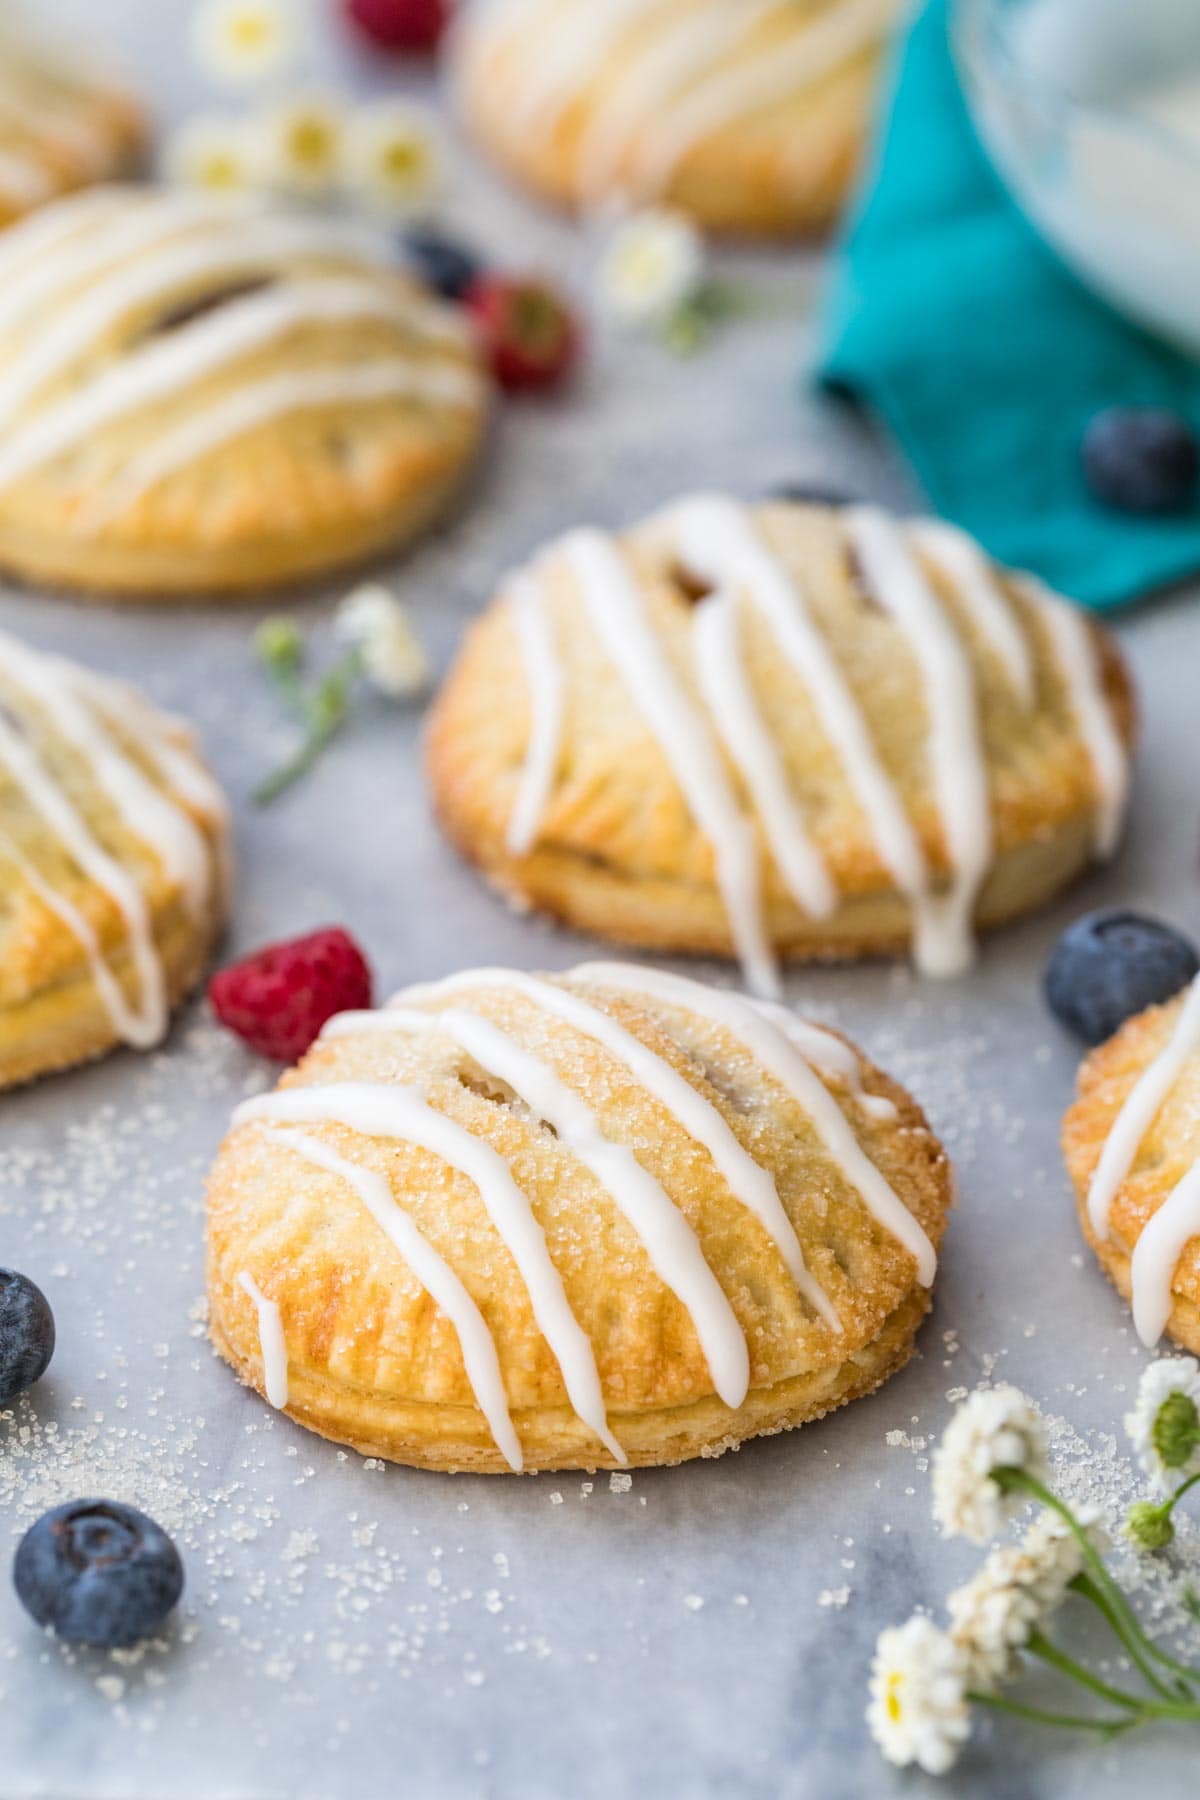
[
  {"xmin": 1125, "ymin": 1357, "xmax": 1200, "ymax": 1492},
  {"xmin": 336, "ymin": 585, "xmax": 430, "ymax": 700},
  {"xmin": 597, "ymin": 207, "xmax": 705, "ymax": 329},
  {"xmin": 867, "ymin": 1616, "xmax": 969, "ymax": 1775},
  {"xmin": 948, "ymin": 1507, "xmax": 1102, "ymax": 1691},
  {"xmin": 257, "ymin": 90, "xmax": 345, "ymax": 199},
  {"xmin": 342, "ymin": 100, "xmax": 443, "ymax": 219},
  {"xmin": 163, "ymin": 114, "xmax": 262, "ymax": 194},
  {"xmin": 932, "ymin": 1385, "xmax": 1047, "ymax": 1543},
  {"xmin": 191, "ymin": 0, "xmax": 302, "ymax": 88}
]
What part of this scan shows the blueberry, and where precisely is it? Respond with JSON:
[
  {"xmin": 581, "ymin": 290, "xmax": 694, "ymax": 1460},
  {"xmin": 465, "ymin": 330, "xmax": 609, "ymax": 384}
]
[
  {"xmin": 401, "ymin": 226, "xmax": 483, "ymax": 302},
  {"xmin": 0, "ymin": 1269, "xmax": 55, "ymax": 1403},
  {"xmin": 1044, "ymin": 910, "xmax": 1200, "ymax": 1045},
  {"xmin": 1081, "ymin": 407, "xmax": 1199, "ymax": 515},
  {"xmin": 14, "ymin": 1500, "xmax": 184, "ymax": 1648}
]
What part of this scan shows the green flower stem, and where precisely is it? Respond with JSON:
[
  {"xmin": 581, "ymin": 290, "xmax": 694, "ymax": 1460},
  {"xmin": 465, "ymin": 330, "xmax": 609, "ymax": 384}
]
[
  {"xmin": 266, "ymin": 657, "xmax": 313, "ymax": 725},
  {"xmin": 969, "ymin": 1691, "xmax": 1135, "ymax": 1738},
  {"xmin": 1027, "ymin": 1632, "xmax": 1142, "ymax": 1711},
  {"xmin": 659, "ymin": 280, "xmax": 767, "ymax": 355},
  {"xmin": 253, "ymin": 648, "xmax": 363, "ymax": 806},
  {"xmin": 1070, "ymin": 1571, "xmax": 1192, "ymax": 1702},
  {"xmin": 997, "ymin": 1468, "xmax": 1197, "ymax": 1698}
]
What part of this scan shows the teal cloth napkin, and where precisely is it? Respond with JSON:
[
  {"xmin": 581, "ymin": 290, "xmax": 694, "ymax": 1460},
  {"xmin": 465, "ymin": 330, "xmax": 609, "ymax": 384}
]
[{"xmin": 817, "ymin": 0, "xmax": 1200, "ymax": 609}]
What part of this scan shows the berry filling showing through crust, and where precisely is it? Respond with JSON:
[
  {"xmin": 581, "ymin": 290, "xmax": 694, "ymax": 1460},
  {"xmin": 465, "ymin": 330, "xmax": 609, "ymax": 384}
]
[{"xmin": 144, "ymin": 277, "xmax": 280, "ymax": 340}]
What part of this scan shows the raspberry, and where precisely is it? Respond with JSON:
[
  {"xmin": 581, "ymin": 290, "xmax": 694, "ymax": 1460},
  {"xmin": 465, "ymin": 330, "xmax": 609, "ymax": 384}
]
[
  {"xmin": 209, "ymin": 928, "xmax": 373, "ymax": 1061},
  {"xmin": 465, "ymin": 275, "xmax": 581, "ymax": 394},
  {"xmin": 342, "ymin": 0, "xmax": 450, "ymax": 52}
]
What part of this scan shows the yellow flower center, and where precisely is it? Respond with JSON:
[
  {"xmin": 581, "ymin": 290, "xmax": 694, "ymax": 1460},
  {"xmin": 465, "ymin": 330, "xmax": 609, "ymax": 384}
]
[
  {"xmin": 885, "ymin": 1674, "xmax": 904, "ymax": 1724},
  {"xmin": 202, "ymin": 152, "xmax": 243, "ymax": 189},
  {"xmin": 622, "ymin": 240, "xmax": 669, "ymax": 289},
  {"xmin": 231, "ymin": 14, "xmax": 270, "ymax": 51},
  {"xmin": 288, "ymin": 118, "xmax": 334, "ymax": 168},
  {"xmin": 382, "ymin": 139, "xmax": 426, "ymax": 183}
]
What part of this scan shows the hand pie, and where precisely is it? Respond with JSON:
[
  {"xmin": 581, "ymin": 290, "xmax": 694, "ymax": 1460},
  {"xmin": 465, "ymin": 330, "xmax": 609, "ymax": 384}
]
[
  {"xmin": 0, "ymin": 12, "xmax": 143, "ymax": 228},
  {"xmin": 1064, "ymin": 977, "xmax": 1200, "ymax": 1355},
  {"xmin": 427, "ymin": 495, "xmax": 1135, "ymax": 996},
  {"xmin": 0, "ymin": 628, "xmax": 228, "ymax": 1087},
  {"xmin": 0, "ymin": 185, "xmax": 488, "ymax": 598},
  {"xmin": 450, "ymin": 0, "xmax": 901, "ymax": 236},
  {"xmin": 207, "ymin": 962, "xmax": 952, "ymax": 1472}
]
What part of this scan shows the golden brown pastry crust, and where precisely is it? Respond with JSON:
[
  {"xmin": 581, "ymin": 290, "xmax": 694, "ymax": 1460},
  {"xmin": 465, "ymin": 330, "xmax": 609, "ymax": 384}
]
[
  {"xmin": 0, "ymin": 186, "xmax": 488, "ymax": 600},
  {"xmin": 0, "ymin": 25, "xmax": 143, "ymax": 228},
  {"xmin": 1064, "ymin": 991, "xmax": 1200, "ymax": 1356},
  {"xmin": 0, "ymin": 638, "xmax": 229, "ymax": 1087},
  {"xmin": 207, "ymin": 969, "xmax": 953, "ymax": 1471},
  {"xmin": 426, "ymin": 499, "xmax": 1136, "ymax": 971},
  {"xmin": 452, "ymin": 0, "xmax": 899, "ymax": 237}
]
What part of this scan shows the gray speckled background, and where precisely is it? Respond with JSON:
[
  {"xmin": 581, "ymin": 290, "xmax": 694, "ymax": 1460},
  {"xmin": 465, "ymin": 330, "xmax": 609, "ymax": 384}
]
[{"xmin": 3, "ymin": 5, "xmax": 1200, "ymax": 1796}]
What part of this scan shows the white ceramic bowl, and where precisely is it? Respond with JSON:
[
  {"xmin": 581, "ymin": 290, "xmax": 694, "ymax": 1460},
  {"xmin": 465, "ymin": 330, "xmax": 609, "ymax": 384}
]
[{"xmin": 953, "ymin": 0, "xmax": 1200, "ymax": 355}]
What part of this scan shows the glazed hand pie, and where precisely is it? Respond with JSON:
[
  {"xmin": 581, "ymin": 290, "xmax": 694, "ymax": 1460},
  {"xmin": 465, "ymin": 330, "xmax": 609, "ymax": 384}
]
[
  {"xmin": 0, "ymin": 629, "xmax": 228, "ymax": 1087},
  {"xmin": 0, "ymin": 11, "xmax": 143, "ymax": 228},
  {"xmin": 427, "ymin": 495, "xmax": 1135, "ymax": 996},
  {"xmin": 207, "ymin": 962, "xmax": 952, "ymax": 1472},
  {"xmin": 451, "ymin": 0, "xmax": 901, "ymax": 236},
  {"xmin": 0, "ymin": 185, "xmax": 488, "ymax": 598},
  {"xmin": 1064, "ymin": 976, "xmax": 1200, "ymax": 1355}
]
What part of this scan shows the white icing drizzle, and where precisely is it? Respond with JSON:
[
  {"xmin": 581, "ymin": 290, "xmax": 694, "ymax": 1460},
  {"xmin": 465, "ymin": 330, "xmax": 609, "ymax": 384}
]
[
  {"xmin": 0, "ymin": 826, "xmax": 158, "ymax": 1048},
  {"xmin": 628, "ymin": 0, "xmax": 898, "ymax": 198},
  {"xmin": 0, "ymin": 277, "xmax": 465, "ymax": 494},
  {"xmin": 0, "ymin": 214, "xmax": 388, "ymax": 420},
  {"xmin": 83, "ymin": 360, "xmax": 481, "ymax": 529},
  {"xmin": 847, "ymin": 506, "xmax": 993, "ymax": 978},
  {"xmin": 0, "ymin": 693, "xmax": 166, "ymax": 1047},
  {"xmin": 377, "ymin": 1004, "xmax": 751, "ymax": 1406},
  {"xmin": 473, "ymin": 0, "xmax": 893, "ymax": 203},
  {"xmin": 235, "ymin": 1082, "xmax": 627, "ymax": 1465},
  {"xmin": 236, "ymin": 1271, "xmax": 289, "ymax": 1410},
  {"xmin": 575, "ymin": 0, "xmax": 784, "ymax": 198},
  {"xmin": 76, "ymin": 670, "xmax": 229, "ymax": 834},
  {"xmin": 0, "ymin": 182, "xmax": 133, "ymax": 281},
  {"xmin": 502, "ymin": 496, "xmax": 1129, "ymax": 986},
  {"xmin": 0, "ymin": 78, "xmax": 108, "ymax": 167},
  {"xmin": 1131, "ymin": 1160, "xmax": 1200, "ymax": 1349},
  {"xmin": 0, "ymin": 632, "xmax": 213, "ymax": 917},
  {"xmin": 692, "ymin": 585, "xmax": 836, "ymax": 921},
  {"xmin": 559, "ymin": 526, "xmax": 778, "ymax": 999},
  {"xmin": 572, "ymin": 962, "xmax": 936, "ymax": 1284},
  {"xmin": 1088, "ymin": 975, "xmax": 1200, "ymax": 1239},
  {"xmin": 667, "ymin": 494, "xmax": 931, "ymax": 949},
  {"xmin": 506, "ymin": 572, "xmax": 564, "ymax": 858},
  {"xmin": 0, "ymin": 190, "xmax": 231, "ymax": 338},
  {"xmin": 0, "ymin": 637, "xmax": 222, "ymax": 1048},
  {"xmin": 751, "ymin": 998, "xmax": 896, "ymax": 1123},
  {"xmin": 393, "ymin": 967, "xmax": 837, "ymax": 1323},
  {"xmin": 263, "ymin": 1125, "xmax": 523, "ymax": 1470},
  {"xmin": 501, "ymin": 0, "xmax": 662, "ymax": 141},
  {"xmin": 907, "ymin": 519, "xmax": 1036, "ymax": 706},
  {"xmin": 1030, "ymin": 578, "xmax": 1130, "ymax": 860},
  {"xmin": 289, "ymin": 959, "xmax": 950, "ymax": 1458}
]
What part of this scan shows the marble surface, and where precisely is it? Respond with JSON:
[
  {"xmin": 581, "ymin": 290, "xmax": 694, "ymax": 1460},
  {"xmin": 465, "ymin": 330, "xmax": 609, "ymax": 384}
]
[{"xmin": 3, "ymin": 4, "xmax": 1200, "ymax": 1796}]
